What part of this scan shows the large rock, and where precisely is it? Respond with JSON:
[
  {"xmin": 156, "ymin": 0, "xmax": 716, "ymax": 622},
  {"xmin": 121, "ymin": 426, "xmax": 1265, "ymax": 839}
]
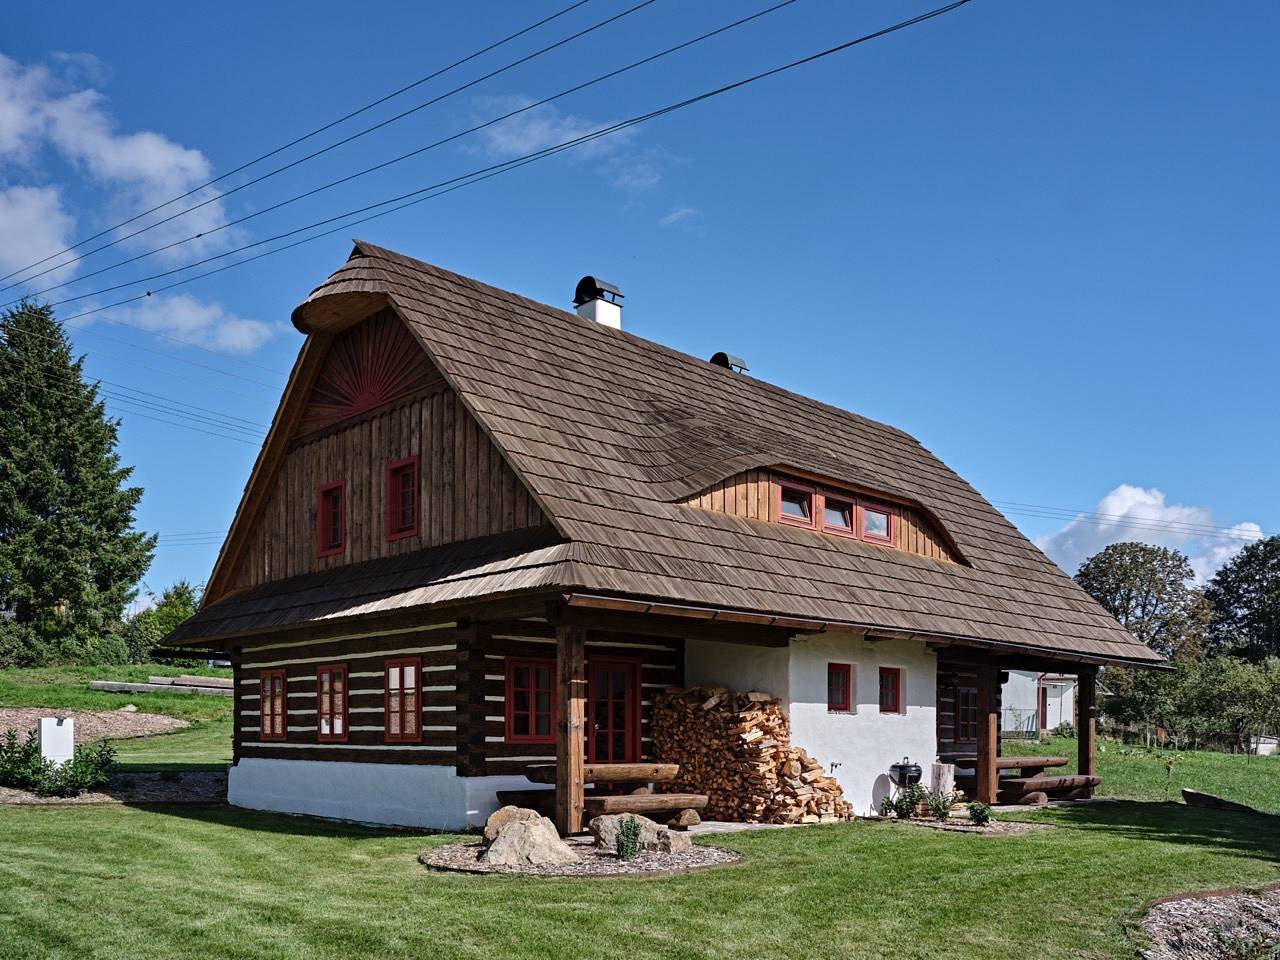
[
  {"xmin": 480, "ymin": 815, "xmax": 580, "ymax": 867},
  {"xmin": 588, "ymin": 814, "xmax": 692, "ymax": 854},
  {"xmin": 482, "ymin": 805, "xmax": 544, "ymax": 844}
]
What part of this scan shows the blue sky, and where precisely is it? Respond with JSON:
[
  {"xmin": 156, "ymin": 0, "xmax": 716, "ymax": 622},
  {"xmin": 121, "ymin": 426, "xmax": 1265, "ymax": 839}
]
[{"xmin": 3, "ymin": 0, "xmax": 1276, "ymax": 606}]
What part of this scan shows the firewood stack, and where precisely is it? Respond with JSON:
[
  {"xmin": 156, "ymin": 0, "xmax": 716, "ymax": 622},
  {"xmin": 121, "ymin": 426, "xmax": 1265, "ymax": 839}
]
[{"xmin": 652, "ymin": 685, "xmax": 852, "ymax": 824}]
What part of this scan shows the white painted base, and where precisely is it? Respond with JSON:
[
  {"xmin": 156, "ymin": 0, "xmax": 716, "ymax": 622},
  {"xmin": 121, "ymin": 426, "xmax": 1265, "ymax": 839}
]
[{"xmin": 228, "ymin": 758, "xmax": 536, "ymax": 830}]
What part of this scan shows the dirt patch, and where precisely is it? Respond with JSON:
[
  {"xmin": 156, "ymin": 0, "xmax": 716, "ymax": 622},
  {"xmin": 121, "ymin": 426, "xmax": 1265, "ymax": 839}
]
[
  {"xmin": 0, "ymin": 770, "xmax": 226, "ymax": 805},
  {"xmin": 0, "ymin": 707, "xmax": 187, "ymax": 742},
  {"xmin": 1140, "ymin": 887, "xmax": 1280, "ymax": 959},
  {"xmin": 418, "ymin": 835, "xmax": 741, "ymax": 877},
  {"xmin": 876, "ymin": 817, "xmax": 1052, "ymax": 836}
]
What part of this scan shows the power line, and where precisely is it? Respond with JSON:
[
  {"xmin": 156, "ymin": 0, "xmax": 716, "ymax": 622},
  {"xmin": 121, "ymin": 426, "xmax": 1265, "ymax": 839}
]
[
  {"xmin": 995, "ymin": 501, "xmax": 1268, "ymax": 542},
  {"xmin": 30, "ymin": 0, "xmax": 976, "ymax": 323},
  {"xmin": 0, "ymin": 0, "xmax": 600, "ymax": 287},
  {"xmin": 0, "ymin": 0, "xmax": 659, "ymax": 295},
  {"xmin": 8, "ymin": 0, "xmax": 796, "ymax": 306}
]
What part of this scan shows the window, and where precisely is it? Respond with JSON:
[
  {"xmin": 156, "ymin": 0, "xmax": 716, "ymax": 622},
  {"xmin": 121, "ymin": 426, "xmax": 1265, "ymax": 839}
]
[
  {"xmin": 384, "ymin": 657, "xmax": 420, "ymax": 743},
  {"xmin": 878, "ymin": 666, "xmax": 903, "ymax": 713},
  {"xmin": 955, "ymin": 685, "xmax": 978, "ymax": 742},
  {"xmin": 316, "ymin": 482, "xmax": 345, "ymax": 557},
  {"xmin": 259, "ymin": 669, "xmax": 287, "ymax": 741},
  {"xmin": 821, "ymin": 495, "xmax": 855, "ymax": 536},
  {"xmin": 316, "ymin": 664, "xmax": 348, "ymax": 742},
  {"xmin": 385, "ymin": 458, "xmax": 418, "ymax": 540},
  {"xmin": 505, "ymin": 658, "xmax": 555, "ymax": 744},
  {"xmin": 826, "ymin": 663, "xmax": 852, "ymax": 712},
  {"xmin": 778, "ymin": 482, "xmax": 815, "ymax": 528},
  {"xmin": 860, "ymin": 501, "xmax": 894, "ymax": 545}
]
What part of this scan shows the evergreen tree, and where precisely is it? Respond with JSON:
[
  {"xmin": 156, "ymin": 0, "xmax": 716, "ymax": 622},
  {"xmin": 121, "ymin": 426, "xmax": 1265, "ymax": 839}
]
[{"xmin": 0, "ymin": 302, "xmax": 155, "ymax": 666}]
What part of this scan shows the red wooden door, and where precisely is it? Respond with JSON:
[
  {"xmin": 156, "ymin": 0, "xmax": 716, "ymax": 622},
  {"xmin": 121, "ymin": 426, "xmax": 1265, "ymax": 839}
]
[{"xmin": 588, "ymin": 659, "xmax": 640, "ymax": 764}]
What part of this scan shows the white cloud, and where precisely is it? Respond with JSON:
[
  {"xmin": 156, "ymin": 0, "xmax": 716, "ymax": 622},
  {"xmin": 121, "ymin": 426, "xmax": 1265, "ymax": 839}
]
[
  {"xmin": 659, "ymin": 206, "xmax": 702, "ymax": 227},
  {"xmin": 0, "ymin": 185, "xmax": 76, "ymax": 286},
  {"xmin": 104, "ymin": 293, "xmax": 278, "ymax": 355},
  {"xmin": 1034, "ymin": 484, "xmax": 1264, "ymax": 582}
]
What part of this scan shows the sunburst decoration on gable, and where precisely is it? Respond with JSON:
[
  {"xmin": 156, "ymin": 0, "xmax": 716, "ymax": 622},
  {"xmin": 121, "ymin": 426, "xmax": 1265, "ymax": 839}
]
[{"xmin": 295, "ymin": 309, "xmax": 444, "ymax": 438}]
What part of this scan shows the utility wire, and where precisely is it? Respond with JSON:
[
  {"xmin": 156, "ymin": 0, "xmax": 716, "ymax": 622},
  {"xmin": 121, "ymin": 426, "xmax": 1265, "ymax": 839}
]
[
  {"xmin": 0, "ymin": 0, "xmax": 600, "ymax": 286},
  {"xmin": 0, "ymin": 0, "xmax": 658, "ymax": 294},
  {"xmin": 32, "ymin": 0, "xmax": 976, "ymax": 323},
  {"xmin": 8, "ymin": 0, "xmax": 795, "ymax": 306}
]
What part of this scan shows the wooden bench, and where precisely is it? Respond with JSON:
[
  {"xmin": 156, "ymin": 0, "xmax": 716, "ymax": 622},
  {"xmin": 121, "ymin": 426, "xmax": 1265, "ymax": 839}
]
[
  {"xmin": 583, "ymin": 793, "xmax": 709, "ymax": 821},
  {"xmin": 525, "ymin": 763, "xmax": 679, "ymax": 791},
  {"xmin": 510, "ymin": 763, "xmax": 707, "ymax": 828},
  {"xmin": 953, "ymin": 756, "xmax": 1069, "ymax": 778}
]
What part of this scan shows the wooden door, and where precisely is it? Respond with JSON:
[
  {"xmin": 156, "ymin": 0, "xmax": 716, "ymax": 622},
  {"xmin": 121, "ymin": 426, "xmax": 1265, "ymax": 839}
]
[
  {"xmin": 1038, "ymin": 685, "xmax": 1049, "ymax": 731},
  {"xmin": 588, "ymin": 658, "xmax": 640, "ymax": 764}
]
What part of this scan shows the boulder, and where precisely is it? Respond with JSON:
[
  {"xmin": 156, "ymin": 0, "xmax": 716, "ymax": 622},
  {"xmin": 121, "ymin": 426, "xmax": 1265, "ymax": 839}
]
[
  {"xmin": 588, "ymin": 814, "xmax": 692, "ymax": 854},
  {"xmin": 480, "ymin": 816, "xmax": 580, "ymax": 867},
  {"xmin": 482, "ymin": 805, "xmax": 543, "ymax": 844}
]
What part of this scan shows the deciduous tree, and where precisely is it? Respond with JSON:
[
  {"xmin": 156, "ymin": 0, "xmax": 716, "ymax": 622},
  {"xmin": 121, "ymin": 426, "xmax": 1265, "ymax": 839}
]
[{"xmin": 1206, "ymin": 535, "xmax": 1280, "ymax": 662}]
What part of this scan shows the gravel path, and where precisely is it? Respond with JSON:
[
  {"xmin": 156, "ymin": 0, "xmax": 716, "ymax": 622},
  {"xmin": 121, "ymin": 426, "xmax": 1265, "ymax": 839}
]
[
  {"xmin": 1141, "ymin": 887, "xmax": 1280, "ymax": 959},
  {"xmin": 419, "ymin": 835, "xmax": 741, "ymax": 877},
  {"xmin": 0, "ymin": 707, "xmax": 188, "ymax": 742}
]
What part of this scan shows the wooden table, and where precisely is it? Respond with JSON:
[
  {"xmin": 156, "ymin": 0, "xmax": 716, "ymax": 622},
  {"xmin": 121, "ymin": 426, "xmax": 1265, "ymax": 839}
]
[
  {"xmin": 953, "ymin": 756, "xmax": 1069, "ymax": 778},
  {"xmin": 524, "ymin": 763, "xmax": 679, "ymax": 789},
  {"xmin": 522, "ymin": 763, "xmax": 706, "ymax": 829}
]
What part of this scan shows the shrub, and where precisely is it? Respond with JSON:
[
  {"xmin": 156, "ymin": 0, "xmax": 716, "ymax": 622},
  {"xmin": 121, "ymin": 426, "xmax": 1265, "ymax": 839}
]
[
  {"xmin": 1053, "ymin": 721, "xmax": 1077, "ymax": 739},
  {"xmin": 926, "ymin": 789, "xmax": 959, "ymax": 821},
  {"xmin": 967, "ymin": 801, "xmax": 994, "ymax": 826},
  {"xmin": 616, "ymin": 815, "xmax": 642, "ymax": 860},
  {"xmin": 0, "ymin": 729, "xmax": 115, "ymax": 797},
  {"xmin": 880, "ymin": 783, "xmax": 930, "ymax": 819}
]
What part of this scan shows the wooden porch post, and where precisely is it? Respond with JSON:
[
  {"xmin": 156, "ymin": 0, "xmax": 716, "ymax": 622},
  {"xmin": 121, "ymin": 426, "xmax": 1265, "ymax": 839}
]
[
  {"xmin": 976, "ymin": 663, "xmax": 999, "ymax": 805},
  {"xmin": 554, "ymin": 624, "xmax": 586, "ymax": 835},
  {"xmin": 1077, "ymin": 666, "xmax": 1097, "ymax": 785}
]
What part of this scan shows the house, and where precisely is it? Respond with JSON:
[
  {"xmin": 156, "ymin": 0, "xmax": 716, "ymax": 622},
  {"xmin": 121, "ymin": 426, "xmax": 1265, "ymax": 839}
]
[
  {"xmin": 1002, "ymin": 671, "xmax": 1077, "ymax": 735},
  {"xmin": 163, "ymin": 241, "xmax": 1161, "ymax": 831}
]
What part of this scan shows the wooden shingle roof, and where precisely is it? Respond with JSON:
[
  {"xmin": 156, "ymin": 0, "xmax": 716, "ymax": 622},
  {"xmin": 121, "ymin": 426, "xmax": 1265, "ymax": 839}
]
[{"xmin": 178, "ymin": 241, "xmax": 1159, "ymax": 664}]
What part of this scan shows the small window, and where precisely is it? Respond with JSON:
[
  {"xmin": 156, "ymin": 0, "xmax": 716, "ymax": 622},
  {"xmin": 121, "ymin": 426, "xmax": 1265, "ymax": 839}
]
[
  {"xmin": 826, "ymin": 663, "xmax": 852, "ymax": 712},
  {"xmin": 385, "ymin": 458, "xmax": 419, "ymax": 541},
  {"xmin": 316, "ymin": 482, "xmax": 345, "ymax": 557},
  {"xmin": 506, "ymin": 658, "xmax": 555, "ymax": 744},
  {"xmin": 316, "ymin": 664, "xmax": 348, "ymax": 742},
  {"xmin": 861, "ymin": 501, "xmax": 894, "ymax": 545},
  {"xmin": 821, "ymin": 495, "xmax": 855, "ymax": 536},
  {"xmin": 878, "ymin": 666, "xmax": 903, "ymax": 714},
  {"xmin": 778, "ymin": 483, "xmax": 815, "ymax": 527},
  {"xmin": 955, "ymin": 685, "xmax": 978, "ymax": 742},
  {"xmin": 384, "ymin": 657, "xmax": 421, "ymax": 743},
  {"xmin": 259, "ymin": 669, "xmax": 287, "ymax": 741}
]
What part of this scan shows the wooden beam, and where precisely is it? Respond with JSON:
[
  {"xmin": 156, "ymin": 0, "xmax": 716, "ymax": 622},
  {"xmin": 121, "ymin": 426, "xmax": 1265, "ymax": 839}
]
[
  {"xmin": 554, "ymin": 624, "xmax": 586, "ymax": 835},
  {"xmin": 976, "ymin": 663, "xmax": 1000, "ymax": 805},
  {"xmin": 1077, "ymin": 666, "xmax": 1097, "ymax": 785}
]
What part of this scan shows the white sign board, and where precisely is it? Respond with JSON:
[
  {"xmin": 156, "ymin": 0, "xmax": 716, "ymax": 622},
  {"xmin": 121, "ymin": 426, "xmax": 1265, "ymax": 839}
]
[{"xmin": 38, "ymin": 717, "xmax": 75, "ymax": 767}]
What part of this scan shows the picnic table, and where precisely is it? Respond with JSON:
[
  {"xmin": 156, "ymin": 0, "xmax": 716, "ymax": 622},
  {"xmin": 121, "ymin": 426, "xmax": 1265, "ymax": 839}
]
[
  {"xmin": 503, "ymin": 763, "xmax": 708, "ymax": 829},
  {"xmin": 953, "ymin": 755, "xmax": 1069, "ymax": 778},
  {"xmin": 952, "ymin": 756, "xmax": 1096, "ymax": 804}
]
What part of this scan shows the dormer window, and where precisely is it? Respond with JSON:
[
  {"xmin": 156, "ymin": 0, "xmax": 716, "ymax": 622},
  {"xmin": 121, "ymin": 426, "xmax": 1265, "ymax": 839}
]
[
  {"xmin": 385, "ymin": 457, "xmax": 418, "ymax": 541},
  {"xmin": 777, "ymin": 482, "xmax": 815, "ymax": 528},
  {"xmin": 861, "ymin": 501, "xmax": 894, "ymax": 545},
  {"xmin": 821, "ymin": 495, "xmax": 855, "ymax": 536},
  {"xmin": 316, "ymin": 482, "xmax": 345, "ymax": 557}
]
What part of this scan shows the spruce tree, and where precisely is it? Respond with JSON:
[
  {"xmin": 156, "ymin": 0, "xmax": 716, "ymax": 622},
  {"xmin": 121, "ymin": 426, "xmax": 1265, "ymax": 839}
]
[{"xmin": 0, "ymin": 302, "xmax": 155, "ymax": 665}]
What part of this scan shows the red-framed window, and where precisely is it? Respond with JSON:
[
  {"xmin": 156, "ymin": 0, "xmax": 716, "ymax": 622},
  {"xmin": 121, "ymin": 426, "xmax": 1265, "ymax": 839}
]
[
  {"xmin": 316, "ymin": 664, "xmax": 348, "ymax": 742},
  {"xmin": 316, "ymin": 482, "xmax": 346, "ymax": 557},
  {"xmin": 820, "ymin": 494, "xmax": 856, "ymax": 537},
  {"xmin": 955, "ymin": 685, "xmax": 978, "ymax": 742},
  {"xmin": 860, "ymin": 500, "xmax": 895, "ymax": 545},
  {"xmin": 879, "ymin": 666, "xmax": 903, "ymax": 713},
  {"xmin": 777, "ymin": 481, "xmax": 815, "ymax": 528},
  {"xmin": 826, "ymin": 662, "xmax": 852, "ymax": 712},
  {"xmin": 505, "ymin": 658, "xmax": 555, "ymax": 744},
  {"xmin": 384, "ymin": 657, "xmax": 421, "ymax": 743},
  {"xmin": 385, "ymin": 457, "xmax": 418, "ymax": 541},
  {"xmin": 259, "ymin": 669, "xmax": 287, "ymax": 741}
]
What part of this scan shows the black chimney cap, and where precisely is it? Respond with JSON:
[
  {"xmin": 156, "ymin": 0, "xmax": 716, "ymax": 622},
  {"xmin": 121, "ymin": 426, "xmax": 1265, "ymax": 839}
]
[
  {"xmin": 710, "ymin": 351, "xmax": 749, "ymax": 373},
  {"xmin": 574, "ymin": 276, "xmax": 623, "ymax": 306}
]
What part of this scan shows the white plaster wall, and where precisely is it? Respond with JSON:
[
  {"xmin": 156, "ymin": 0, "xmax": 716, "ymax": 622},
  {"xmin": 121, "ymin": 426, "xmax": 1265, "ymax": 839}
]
[
  {"xmin": 684, "ymin": 638, "xmax": 791, "ymax": 710},
  {"xmin": 228, "ymin": 758, "xmax": 534, "ymax": 830},
  {"xmin": 786, "ymin": 633, "xmax": 937, "ymax": 816}
]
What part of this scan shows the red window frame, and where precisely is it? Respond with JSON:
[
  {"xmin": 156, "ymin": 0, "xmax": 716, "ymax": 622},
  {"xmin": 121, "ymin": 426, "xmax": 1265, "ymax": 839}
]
[
  {"xmin": 316, "ymin": 664, "xmax": 348, "ymax": 743},
  {"xmin": 878, "ymin": 666, "xmax": 904, "ymax": 714},
  {"xmin": 385, "ymin": 457, "xmax": 419, "ymax": 541},
  {"xmin": 259, "ymin": 669, "xmax": 287, "ymax": 741},
  {"xmin": 954, "ymin": 685, "xmax": 978, "ymax": 742},
  {"xmin": 826, "ymin": 662, "xmax": 852, "ymax": 712},
  {"xmin": 776, "ymin": 480, "xmax": 816, "ymax": 529},
  {"xmin": 384, "ymin": 657, "xmax": 421, "ymax": 743},
  {"xmin": 819, "ymin": 493, "xmax": 856, "ymax": 537},
  {"xmin": 316, "ymin": 482, "xmax": 346, "ymax": 557},
  {"xmin": 859, "ymin": 500, "xmax": 895, "ymax": 545},
  {"xmin": 505, "ymin": 658, "xmax": 555, "ymax": 745}
]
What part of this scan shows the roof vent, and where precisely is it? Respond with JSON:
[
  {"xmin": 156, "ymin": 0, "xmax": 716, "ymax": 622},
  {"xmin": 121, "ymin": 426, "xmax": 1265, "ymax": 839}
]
[
  {"xmin": 710, "ymin": 351, "xmax": 749, "ymax": 373},
  {"xmin": 573, "ymin": 275, "xmax": 623, "ymax": 329}
]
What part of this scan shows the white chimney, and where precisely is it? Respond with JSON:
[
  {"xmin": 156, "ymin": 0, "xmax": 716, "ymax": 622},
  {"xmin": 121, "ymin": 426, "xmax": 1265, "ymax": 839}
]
[{"xmin": 573, "ymin": 275, "xmax": 623, "ymax": 329}]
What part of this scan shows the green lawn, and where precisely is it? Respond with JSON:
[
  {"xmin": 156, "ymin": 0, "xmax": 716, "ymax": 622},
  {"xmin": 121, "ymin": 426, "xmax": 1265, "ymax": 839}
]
[
  {"xmin": 0, "ymin": 801, "xmax": 1277, "ymax": 960},
  {"xmin": 1005, "ymin": 735, "xmax": 1280, "ymax": 813}
]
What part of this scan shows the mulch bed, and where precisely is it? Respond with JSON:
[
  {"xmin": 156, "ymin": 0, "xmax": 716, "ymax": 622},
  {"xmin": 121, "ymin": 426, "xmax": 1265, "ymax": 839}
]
[
  {"xmin": 875, "ymin": 817, "xmax": 1052, "ymax": 836},
  {"xmin": 1140, "ymin": 887, "xmax": 1280, "ymax": 959},
  {"xmin": 0, "ymin": 770, "xmax": 226, "ymax": 805},
  {"xmin": 0, "ymin": 707, "xmax": 188, "ymax": 742},
  {"xmin": 418, "ymin": 835, "xmax": 741, "ymax": 877}
]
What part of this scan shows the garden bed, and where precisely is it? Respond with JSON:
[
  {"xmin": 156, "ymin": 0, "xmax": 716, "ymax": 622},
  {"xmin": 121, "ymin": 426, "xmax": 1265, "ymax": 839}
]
[
  {"xmin": 418, "ymin": 835, "xmax": 740, "ymax": 877},
  {"xmin": 879, "ymin": 817, "xmax": 1052, "ymax": 836},
  {"xmin": 0, "ymin": 770, "xmax": 226, "ymax": 805},
  {"xmin": 0, "ymin": 706, "xmax": 188, "ymax": 742},
  {"xmin": 1141, "ymin": 885, "xmax": 1280, "ymax": 959}
]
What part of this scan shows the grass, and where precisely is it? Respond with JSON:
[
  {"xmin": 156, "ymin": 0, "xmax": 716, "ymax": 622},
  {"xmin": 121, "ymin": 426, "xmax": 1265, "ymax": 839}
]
[
  {"xmin": 0, "ymin": 801, "xmax": 1277, "ymax": 960},
  {"xmin": 1004, "ymin": 735, "xmax": 1280, "ymax": 813}
]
